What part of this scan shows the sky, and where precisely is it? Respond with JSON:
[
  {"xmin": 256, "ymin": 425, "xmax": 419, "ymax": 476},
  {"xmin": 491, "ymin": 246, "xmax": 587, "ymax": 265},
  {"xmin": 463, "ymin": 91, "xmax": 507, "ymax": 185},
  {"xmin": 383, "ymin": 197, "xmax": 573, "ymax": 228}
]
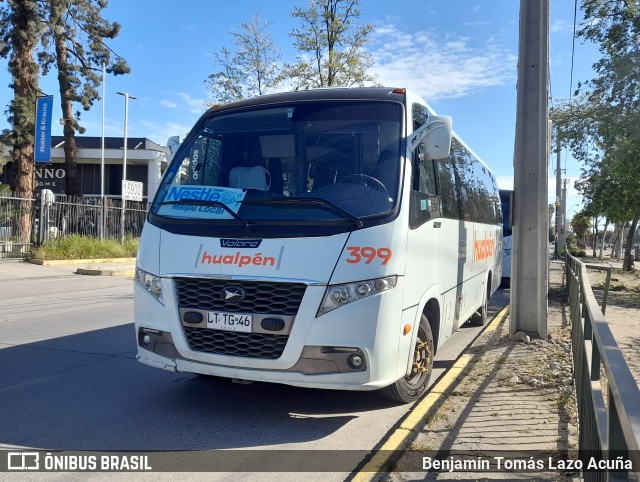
[{"xmin": 0, "ymin": 0, "xmax": 602, "ymax": 216}]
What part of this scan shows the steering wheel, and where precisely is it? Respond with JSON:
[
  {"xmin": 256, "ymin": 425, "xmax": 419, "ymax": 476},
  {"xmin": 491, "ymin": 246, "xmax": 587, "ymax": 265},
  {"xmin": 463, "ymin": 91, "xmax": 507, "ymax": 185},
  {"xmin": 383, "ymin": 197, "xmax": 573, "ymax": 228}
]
[{"xmin": 338, "ymin": 174, "xmax": 390, "ymax": 196}]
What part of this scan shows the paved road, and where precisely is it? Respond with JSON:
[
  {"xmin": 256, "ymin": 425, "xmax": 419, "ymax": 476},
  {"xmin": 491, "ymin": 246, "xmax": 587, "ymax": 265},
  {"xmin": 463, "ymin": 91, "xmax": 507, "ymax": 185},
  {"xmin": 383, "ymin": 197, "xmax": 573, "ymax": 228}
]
[{"xmin": 0, "ymin": 261, "xmax": 508, "ymax": 479}]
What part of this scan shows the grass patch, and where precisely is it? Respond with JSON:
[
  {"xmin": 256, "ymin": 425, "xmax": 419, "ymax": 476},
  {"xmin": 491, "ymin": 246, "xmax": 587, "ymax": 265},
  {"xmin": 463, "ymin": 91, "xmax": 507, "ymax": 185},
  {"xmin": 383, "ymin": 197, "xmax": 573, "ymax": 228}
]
[
  {"xmin": 29, "ymin": 235, "xmax": 138, "ymax": 260},
  {"xmin": 409, "ymin": 441, "xmax": 435, "ymax": 451},
  {"xmin": 423, "ymin": 399, "xmax": 454, "ymax": 428}
]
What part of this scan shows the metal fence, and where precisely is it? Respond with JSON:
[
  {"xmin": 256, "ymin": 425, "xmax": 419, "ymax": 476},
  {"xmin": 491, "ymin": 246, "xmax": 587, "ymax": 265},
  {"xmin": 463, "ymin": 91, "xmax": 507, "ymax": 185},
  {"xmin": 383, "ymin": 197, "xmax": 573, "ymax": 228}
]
[
  {"xmin": 565, "ymin": 252, "xmax": 640, "ymax": 481},
  {"xmin": 43, "ymin": 195, "xmax": 148, "ymax": 242},
  {"xmin": 0, "ymin": 191, "xmax": 148, "ymax": 259},
  {"xmin": 0, "ymin": 192, "xmax": 35, "ymax": 259}
]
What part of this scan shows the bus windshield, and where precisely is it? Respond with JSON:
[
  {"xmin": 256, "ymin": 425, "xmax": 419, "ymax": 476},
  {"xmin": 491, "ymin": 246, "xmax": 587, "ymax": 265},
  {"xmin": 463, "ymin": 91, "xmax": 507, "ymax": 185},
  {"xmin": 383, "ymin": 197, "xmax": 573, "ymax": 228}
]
[{"xmin": 150, "ymin": 101, "xmax": 403, "ymax": 230}]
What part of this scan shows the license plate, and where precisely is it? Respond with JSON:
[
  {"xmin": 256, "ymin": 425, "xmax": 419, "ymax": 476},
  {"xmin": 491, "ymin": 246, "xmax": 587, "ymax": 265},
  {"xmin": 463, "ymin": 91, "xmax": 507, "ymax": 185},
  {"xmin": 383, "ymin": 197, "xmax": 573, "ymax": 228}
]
[{"xmin": 207, "ymin": 312, "xmax": 253, "ymax": 333}]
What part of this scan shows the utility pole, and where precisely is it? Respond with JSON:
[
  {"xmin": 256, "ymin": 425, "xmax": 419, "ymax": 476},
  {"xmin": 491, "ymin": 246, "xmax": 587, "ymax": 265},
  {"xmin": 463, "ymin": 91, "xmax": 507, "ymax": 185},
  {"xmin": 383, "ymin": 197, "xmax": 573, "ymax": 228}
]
[
  {"xmin": 100, "ymin": 63, "xmax": 106, "ymax": 240},
  {"xmin": 511, "ymin": 0, "xmax": 549, "ymax": 339},
  {"xmin": 560, "ymin": 178, "xmax": 567, "ymax": 250},
  {"xmin": 555, "ymin": 136, "xmax": 562, "ymax": 259}
]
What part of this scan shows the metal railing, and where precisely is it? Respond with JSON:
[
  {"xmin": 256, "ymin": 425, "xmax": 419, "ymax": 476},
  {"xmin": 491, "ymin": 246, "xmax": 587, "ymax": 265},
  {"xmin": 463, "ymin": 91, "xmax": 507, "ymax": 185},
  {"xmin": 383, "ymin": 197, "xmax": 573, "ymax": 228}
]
[
  {"xmin": 0, "ymin": 192, "xmax": 35, "ymax": 259},
  {"xmin": 0, "ymin": 191, "xmax": 148, "ymax": 259},
  {"xmin": 566, "ymin": 252, "xmax": 640, "ymax": 481},
  {"xmin": 44, "ymin": 195, "xmax": 148, "ymax": 242}
]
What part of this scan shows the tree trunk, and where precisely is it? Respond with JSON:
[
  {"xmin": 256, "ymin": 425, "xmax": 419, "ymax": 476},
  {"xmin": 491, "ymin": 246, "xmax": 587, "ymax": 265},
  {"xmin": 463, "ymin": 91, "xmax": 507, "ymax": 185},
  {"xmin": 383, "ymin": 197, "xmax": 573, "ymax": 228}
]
[
  {"xmin": 611, "ymin": 223, "xmax": 622, "ymax": 259},
  {"xmin": 8, "ymin": 0, "xmax": 41, "ymax": 239},
  {"xmin": 51, "ymin": 0, "xmax": 81, "ymax": 196},
  {"xmin": 592, "ymin": 216, "xmax": 599, "ymax": 257},
  {"xmin": 622, "ymin": 212, "xmax": 640, "ymax": 271},
  {"xmin": 10, "ymin": 150, "xmax": 35, "ymax": 240},
  {"xmin": 598, "ymin": 221, "xmax": 609, "ymax": 260},
  {"xmin": 61, "ymin": 105, "xmax": 80, "ymax": 195}
]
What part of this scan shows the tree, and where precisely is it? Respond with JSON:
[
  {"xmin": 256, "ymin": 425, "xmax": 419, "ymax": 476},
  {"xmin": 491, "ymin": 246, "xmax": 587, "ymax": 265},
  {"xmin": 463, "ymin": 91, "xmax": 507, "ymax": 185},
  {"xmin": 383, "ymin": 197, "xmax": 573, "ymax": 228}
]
[
  {"xmin": 39, "ymin": 0, "xmax": 129, "ymax": 196},
  {"xmin": 551, "ymin": 0, "xmax": 640, "ymax": 270},
  {"xmin": 282, "ymin": 0, "xmax": 376, "ymax": 89},
  {"xmin": 571, "ymin": 210, "xmax": 592, "ymax": 247},
  {"xmin": 576, "ymin": 169, "xmax": 616, "ymax": 258},
  {"xmin": 579, "ymin": 0, "xmax": 640, "ymax": 270},
  {"xmin": 204, "ymin": 12, "xmax": 281, "ymax": 105},
  {"xmin": 0, "ymin": 0, "xmax": 43, "ymax": 238}
]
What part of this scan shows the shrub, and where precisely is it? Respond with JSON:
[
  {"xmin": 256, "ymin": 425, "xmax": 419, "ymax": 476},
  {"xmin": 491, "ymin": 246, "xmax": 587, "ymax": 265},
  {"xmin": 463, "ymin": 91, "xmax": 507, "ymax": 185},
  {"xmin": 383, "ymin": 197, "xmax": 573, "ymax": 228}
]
[
  {"xmin": 571, "ymin": 247, "xmax": 587, "ymax": 257},
  {"xmin": 29, "ymin": 234, "xmax": 138, "ymax": 260},
  {"xmin": 560, "ymin": 246, "xmax": 587, "ymax": 258}
]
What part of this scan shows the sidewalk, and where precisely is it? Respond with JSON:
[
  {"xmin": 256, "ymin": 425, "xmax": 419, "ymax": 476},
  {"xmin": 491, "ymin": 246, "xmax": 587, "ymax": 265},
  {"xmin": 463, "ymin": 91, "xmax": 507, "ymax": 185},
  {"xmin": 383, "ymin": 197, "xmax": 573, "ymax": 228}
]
[{"xmin": 356, "ymin": 260, "xmax": 579, "ymax": 481}]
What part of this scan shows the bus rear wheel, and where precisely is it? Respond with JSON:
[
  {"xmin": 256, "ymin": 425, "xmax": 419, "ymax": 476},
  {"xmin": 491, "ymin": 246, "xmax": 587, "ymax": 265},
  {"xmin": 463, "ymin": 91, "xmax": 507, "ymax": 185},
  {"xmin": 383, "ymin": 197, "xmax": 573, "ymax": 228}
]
[{"xmin": 381, "ymin": 314, "xmax": 434, "ymax": 403}]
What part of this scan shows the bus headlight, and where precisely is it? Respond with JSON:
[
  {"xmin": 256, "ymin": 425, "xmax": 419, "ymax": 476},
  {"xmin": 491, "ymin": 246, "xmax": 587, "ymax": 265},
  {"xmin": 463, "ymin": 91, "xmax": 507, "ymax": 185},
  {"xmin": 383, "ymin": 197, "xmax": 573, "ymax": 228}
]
[
  {"xmin": 317, "ymin": 276, "xmax": 397, "ymax": 316},
  {"xmin": 135, "ymin": 267, "xmax": 164, "ymax": 303}
]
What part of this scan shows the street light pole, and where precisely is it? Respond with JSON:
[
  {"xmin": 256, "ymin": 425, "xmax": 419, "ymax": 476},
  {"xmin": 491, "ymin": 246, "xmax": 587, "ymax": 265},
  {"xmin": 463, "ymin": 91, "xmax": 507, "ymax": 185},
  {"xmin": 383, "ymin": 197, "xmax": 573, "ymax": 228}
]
[
  {"xmin": 100, "ymin": 63, "xmax": 106, "ymax": 240},
  {"xmin": 116, "ymin": 91, "xmax": 137, "ymax": 244}
]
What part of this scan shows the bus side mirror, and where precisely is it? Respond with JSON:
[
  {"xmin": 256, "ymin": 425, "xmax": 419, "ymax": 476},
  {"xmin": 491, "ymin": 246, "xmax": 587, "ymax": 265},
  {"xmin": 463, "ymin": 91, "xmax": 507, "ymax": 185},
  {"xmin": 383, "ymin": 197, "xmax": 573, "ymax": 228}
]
[{"xmin": 409, "ymin": 115, "xmax": 453, "ymax": 160}]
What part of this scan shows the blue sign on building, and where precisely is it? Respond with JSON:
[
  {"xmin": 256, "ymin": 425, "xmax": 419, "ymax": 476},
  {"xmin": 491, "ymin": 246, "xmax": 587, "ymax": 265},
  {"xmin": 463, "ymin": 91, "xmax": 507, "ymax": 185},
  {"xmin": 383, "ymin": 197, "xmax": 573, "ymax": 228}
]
[{"xmin": 34, "ymin": 96, "xmax": 54, "ymax": 163}]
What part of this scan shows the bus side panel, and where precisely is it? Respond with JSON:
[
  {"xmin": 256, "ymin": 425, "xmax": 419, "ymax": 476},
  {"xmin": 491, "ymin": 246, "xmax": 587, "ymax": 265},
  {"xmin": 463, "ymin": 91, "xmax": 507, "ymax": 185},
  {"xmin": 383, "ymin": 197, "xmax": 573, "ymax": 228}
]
[
  {"xmin": 404, "ymin": 218, "xmax": 460, "ymax": 337},
  {"xmin": 405, "ymin": 217, "xmax": 501, "ymax": 349},
  {"xmin": 465, "ymin": 222, "xmax": 502, "ymax": 316}
]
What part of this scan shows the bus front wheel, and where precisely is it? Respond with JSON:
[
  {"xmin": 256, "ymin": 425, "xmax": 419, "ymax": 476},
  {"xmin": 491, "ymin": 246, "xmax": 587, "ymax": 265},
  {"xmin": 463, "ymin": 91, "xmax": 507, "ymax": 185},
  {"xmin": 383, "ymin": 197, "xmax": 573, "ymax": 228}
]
[
  {"xmin": 381, "ymin": 314, "xmax": 434, "ymax": 403},
  {"xmin": 470, "ymin": 282, "xmax": 489, "ymax": 326}
]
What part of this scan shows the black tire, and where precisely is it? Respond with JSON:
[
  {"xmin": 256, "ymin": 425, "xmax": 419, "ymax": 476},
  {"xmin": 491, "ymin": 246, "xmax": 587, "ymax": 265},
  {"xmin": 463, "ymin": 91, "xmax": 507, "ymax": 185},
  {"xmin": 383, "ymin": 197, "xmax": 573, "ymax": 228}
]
[
  {"xmin": 381, "ymin": 314, "xmax": 434, "ymax": 403},
  {"xmin": 470, "ymin": 283, "xmax": 489, "ymax": 326}
]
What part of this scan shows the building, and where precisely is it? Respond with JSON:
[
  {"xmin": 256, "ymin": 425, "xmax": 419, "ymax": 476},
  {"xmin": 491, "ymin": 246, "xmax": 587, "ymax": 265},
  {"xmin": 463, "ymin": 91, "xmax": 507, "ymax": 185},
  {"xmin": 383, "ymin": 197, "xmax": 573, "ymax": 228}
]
[{"xmin": 1, "ymin": 136, "xmax": 169, "ymax": 201}]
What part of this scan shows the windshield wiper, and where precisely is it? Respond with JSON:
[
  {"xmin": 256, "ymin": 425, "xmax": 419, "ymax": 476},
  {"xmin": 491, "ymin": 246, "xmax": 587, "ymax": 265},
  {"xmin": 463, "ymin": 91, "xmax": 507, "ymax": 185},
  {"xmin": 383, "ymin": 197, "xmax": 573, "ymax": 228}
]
[
  {"xmin": 242, "ymin": 197, "xmax": 363, "ymax": 229},
  {"xmin": 160, "ymin": 199, "xmax": 252, "ymax": 232}
]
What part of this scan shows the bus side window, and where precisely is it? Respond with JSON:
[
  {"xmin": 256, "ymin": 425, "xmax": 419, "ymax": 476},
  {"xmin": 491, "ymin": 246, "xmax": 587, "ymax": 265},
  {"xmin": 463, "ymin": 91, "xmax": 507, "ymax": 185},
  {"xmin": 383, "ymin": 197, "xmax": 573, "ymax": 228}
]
[
  {"xmin": 409, "ymin": 144, "xmax": 439, "ymax": 229},
  {"xmin": 436, "ymin": 157, "xmax": 459, "ymax": 220}
]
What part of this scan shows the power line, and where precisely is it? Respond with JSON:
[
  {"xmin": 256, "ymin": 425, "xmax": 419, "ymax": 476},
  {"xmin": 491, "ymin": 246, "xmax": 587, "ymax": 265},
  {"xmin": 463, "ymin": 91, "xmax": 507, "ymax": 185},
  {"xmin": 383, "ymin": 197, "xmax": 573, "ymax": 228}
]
[
  {"xmin": 569, "ymin": 0, "xmax": 578, "ymax": 98},
  {"xmin": 566, "ymin": 0, "xmax": 579, "ymax": 175}
]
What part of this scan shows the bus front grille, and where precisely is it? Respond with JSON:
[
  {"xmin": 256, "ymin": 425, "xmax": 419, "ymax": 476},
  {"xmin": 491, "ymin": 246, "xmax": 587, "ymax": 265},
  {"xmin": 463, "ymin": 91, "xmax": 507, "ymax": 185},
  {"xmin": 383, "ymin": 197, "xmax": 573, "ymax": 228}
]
[
  {"xmin": 175, "ymin": 278, "xmax": 306, "ymax": 360},
  {"xmin": 175, "ymin": 278, "xmax": 306, "ymax": 315},
  {"xmin": 184, "ymin": 327, "xmax": 288, "ymax": 359}
]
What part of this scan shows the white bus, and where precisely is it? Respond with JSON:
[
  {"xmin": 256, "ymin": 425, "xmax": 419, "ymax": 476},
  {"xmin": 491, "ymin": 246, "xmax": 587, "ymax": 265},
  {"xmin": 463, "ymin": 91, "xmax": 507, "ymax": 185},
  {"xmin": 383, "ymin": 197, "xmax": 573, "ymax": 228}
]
[
  {"xmin": 134, "ymin": 88, "xmax": 502, "ymax": 403},
  {"xmin": 499, "ymin": 189, "xmax": 512, "ymax": 286}
]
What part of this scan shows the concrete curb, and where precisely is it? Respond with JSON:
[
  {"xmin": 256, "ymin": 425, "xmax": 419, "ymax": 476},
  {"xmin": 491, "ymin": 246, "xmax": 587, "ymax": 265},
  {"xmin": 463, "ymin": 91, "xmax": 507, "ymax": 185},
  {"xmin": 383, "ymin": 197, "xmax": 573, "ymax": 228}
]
[
  {"xmin": 352, "ymin": 305, "xmax": 511, "ymax": 481},
  {"xmin": 28, "ymin": 257, "xmax": 136, "ymax": 266},
  {"xmin": 75, "ymin": 267, "xmax": 136, "ymax": 277}
]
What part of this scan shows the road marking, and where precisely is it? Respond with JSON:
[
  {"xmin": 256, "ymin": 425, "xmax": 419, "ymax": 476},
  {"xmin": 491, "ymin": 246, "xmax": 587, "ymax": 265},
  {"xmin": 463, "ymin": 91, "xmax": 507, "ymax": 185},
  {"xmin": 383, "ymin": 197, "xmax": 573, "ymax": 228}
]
[{"xmin": 351, "ymin": 304, "xmax": 510, "ymax": 481}]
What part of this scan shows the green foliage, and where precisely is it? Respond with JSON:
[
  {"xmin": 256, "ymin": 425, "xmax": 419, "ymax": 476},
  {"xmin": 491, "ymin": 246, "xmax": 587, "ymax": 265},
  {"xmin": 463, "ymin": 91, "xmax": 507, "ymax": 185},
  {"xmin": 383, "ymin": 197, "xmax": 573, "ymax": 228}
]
[
  {"xmin": 1, "ymin": 0, "xmax": 128, "ymax": 196},
  {"xmin": 561, "ymin": 245, "xmax": 586, "ymax": 258},
  {"xmin": 0, "ymin": 0, "xmax": 42, "ymax": 197},
  {"xmin": 571, "ymin": 210, "xmax": 591, "ymax": 240},
  {"xmin": 551, "ymin": 1, "xmax": 640, "ymax": 271},
  {"xmin": 0, "ymin": 0, "xmax": 42, "ymax": 149},
  {"xmin": 205, "ymin": 1, "xmax": 378, "ymax": 102},
  {"xmin": 282, "ymin": 0, "xmax": 376, "ymax": 89},
  {"xmin": 39, "ymin": 0, "xmax": 130, "ymax": 195},
  {"xmin": 39, "ymin": 0, "xmax": 130, "ymax": 119},
  {"xmin": 30, "ymin": 234, "xmax": 138, "ymax": 260},
  {"xmin": 204, "ymin": 12, "xmax": 281, "ymax": 105}
]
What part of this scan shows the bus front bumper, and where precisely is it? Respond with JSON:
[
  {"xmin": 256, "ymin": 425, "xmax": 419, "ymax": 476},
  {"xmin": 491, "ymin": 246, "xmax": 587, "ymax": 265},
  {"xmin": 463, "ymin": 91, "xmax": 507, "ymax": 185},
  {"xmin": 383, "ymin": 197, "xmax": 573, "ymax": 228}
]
[{"xmin": 136, "ymin": 329, "xmax": 397, "ymax": 391}]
